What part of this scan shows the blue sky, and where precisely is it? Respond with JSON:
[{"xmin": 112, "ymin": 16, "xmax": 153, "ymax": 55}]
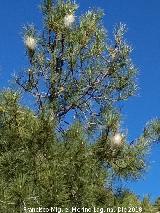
[{"xmin": 0, "ymin": 0, "xmax": 160, "ymax": 201}]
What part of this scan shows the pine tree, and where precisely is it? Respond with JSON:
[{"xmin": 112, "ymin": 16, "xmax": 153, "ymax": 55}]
[
  {"xmin": 0, "ymin": 0, "xmax": 160, "ymax": 212},
  {"xmin": 141, "ymin": 197, "xmax": 157, "ymax": 213},
  {"xmin": 154, "ymin": 197, "xmax": 160, "ymax": 212}
]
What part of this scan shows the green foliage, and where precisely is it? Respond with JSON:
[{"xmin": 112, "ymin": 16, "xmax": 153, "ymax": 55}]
[
  {"xmin": 0, "ymin": 0, "xmax": 160, "ymax": 212},
  {"xmin": 154, "ymin": 197, "xmax": 160, "ymax": 211},
  {"xmin": 16, "ymin": 0, "xmax": 138, "ymax": 133},
  {"xmin": 141, "ymin": 197, "xmax": 157, "ymax": 213},
  {"xmin": 115, "ymin": 190, "xmax": 141, "ymax": 208},
  {"xmin": 0, "ymin": 92, "xmax": 109, "ymax": 211}
]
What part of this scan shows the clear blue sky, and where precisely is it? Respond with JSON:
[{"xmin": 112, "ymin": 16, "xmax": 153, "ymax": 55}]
[{"xmin": 0, "ymin": 0, "xmax": 160, "ymax": 202}]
